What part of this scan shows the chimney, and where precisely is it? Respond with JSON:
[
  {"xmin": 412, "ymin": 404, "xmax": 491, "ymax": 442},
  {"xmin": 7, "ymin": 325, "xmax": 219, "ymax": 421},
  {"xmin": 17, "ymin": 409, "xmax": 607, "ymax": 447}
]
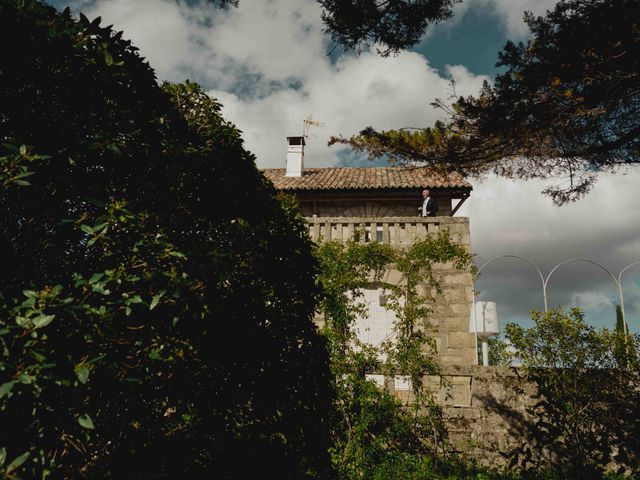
[{"xmin": 285, "ymin": 136, "xmax": 305, "ymax": 177}]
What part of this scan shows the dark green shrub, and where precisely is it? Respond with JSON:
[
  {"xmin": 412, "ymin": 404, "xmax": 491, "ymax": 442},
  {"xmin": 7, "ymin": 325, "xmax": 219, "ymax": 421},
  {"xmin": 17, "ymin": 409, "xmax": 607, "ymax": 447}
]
[{"xmin": 0, "ymin": 2, "xmax": 332, "ymax": 478}]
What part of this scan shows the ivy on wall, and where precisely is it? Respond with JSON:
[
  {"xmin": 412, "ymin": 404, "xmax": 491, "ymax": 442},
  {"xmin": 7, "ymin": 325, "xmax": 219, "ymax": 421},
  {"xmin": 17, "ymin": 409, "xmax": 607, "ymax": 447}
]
[{"xmin": 314, "ymin": 232, "xmax": 472, "ymax": 478}]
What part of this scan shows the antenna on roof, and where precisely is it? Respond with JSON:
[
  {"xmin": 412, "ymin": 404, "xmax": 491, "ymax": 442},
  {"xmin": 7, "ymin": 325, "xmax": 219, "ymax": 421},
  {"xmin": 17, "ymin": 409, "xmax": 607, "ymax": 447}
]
[{"xmin": 303, "ymin": 114, "xmax": 326, "ymax": 139}]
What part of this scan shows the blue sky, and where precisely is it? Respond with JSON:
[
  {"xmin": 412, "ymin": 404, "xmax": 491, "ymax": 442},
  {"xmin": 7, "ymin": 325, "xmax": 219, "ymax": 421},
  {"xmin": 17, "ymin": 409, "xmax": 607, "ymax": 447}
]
[
  {"xmin": 414, "ymin": 6, "xmax": 508, "ymax": 76},
  {"xmin": 47, "ymin": 0, "xmax": 640, "ymax": 335}
]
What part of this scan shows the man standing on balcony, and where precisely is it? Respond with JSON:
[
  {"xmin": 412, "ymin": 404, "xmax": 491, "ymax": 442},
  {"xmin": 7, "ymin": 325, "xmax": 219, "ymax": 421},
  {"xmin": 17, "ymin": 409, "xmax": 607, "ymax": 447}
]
[{"xmin": 420, "ymin": 189, "xmax": 438, "ymax": 217}]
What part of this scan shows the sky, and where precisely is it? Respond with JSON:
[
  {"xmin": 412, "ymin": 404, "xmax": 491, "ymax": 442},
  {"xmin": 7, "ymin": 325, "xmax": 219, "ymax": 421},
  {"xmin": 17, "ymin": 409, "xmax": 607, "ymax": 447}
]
[{"xmin": 49, "ymin": 0, "xmax": 640, "ymax": 335}]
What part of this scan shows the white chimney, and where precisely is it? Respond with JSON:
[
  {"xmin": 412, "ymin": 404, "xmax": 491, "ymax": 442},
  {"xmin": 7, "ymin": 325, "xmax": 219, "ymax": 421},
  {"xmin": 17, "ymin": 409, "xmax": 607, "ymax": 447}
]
[{"xmin": 286, "ymin": 136, "xmax": 305, "ymax": 177}]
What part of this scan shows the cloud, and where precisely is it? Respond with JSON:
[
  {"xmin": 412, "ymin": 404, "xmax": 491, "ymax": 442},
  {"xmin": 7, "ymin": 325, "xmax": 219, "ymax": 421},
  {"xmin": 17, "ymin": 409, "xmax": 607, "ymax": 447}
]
[
  {"xmin": 462, "ymin": 170, "xmax": 640, "ymax": 332},
  {"xmin": 571, "ymin": 291, "xmax": 614, "ymax": 311},
  {"xmin": 210, "ymin": 58, "xmax": 488, "ymax": 167},
  {"xmin": 202, "ymin": 1, "xmax": 490, "ymax": 168},
  {"xmin": 72, "ymin": 0, "xmax": 489, "ymax": 168}
]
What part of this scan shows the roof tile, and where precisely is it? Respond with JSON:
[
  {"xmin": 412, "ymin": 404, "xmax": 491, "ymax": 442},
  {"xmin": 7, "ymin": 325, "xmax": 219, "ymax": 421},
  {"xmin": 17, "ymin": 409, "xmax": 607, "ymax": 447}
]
[{"xmin": 261, "ymin": 167, "xmax": 471, "ymax": 191}]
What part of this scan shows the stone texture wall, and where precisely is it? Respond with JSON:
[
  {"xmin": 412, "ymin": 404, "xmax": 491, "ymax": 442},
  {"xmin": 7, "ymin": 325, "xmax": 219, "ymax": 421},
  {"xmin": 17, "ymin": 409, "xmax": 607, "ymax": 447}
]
[
  {"xmin": 311, "ymin": 215, "xmax": 476, "ymax": 367},
  {"xmin": 378, "ymin": 267, "xmax": 475, "ymax": 367},
  {"xmin": 390, "ymin": 366, "xmax": 539, "ymax": 468},
  {"xmin": 438, "ymin": 366, "xmax": 537, "ymax": 466},
  {"xmin": 381, "ymin": 217, "xmax": 475, "ymax": 367}
]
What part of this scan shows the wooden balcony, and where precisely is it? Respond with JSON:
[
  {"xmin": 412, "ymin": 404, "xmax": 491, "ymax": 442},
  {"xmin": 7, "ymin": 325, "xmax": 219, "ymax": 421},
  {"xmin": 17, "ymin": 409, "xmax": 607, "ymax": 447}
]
[{"xmin": 306, "ymin": 216, "xmax": 470, "ymax": 246}]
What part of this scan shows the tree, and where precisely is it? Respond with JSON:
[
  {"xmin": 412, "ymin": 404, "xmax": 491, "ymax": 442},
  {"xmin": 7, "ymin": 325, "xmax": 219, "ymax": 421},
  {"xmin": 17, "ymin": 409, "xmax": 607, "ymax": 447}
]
[
  {"xmin": 614, "ymin": 304, "xmax": 638, "ymax": 368},
  {"xmin": 0, "ymin": 2, "xmax": 332, "ymax": 478},
  {"xmin": 330, "ymin": 0, "xmax": 640, "ymax": 204},
  {"xmin": 505, "ymin": 309, "xmax": 640, "ymax": 477},
  {"xmin": 318, "ymin": 0, "xmax": 460, "ymax": 56}
]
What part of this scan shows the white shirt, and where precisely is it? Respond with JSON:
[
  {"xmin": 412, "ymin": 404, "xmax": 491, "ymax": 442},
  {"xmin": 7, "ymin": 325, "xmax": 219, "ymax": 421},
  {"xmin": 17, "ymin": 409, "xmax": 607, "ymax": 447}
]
[{"xmin": 422, "ymin": 197, "xmax": 430, "ymax": 217}]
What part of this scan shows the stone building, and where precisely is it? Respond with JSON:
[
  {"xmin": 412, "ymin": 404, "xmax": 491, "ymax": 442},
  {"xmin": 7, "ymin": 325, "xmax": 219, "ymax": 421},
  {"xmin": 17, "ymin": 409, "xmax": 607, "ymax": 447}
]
[
  {"xmin": 262, "ymin": 136, "xmax": 477, "ymax": 367},
  {"xmin": 261, "ymin": 136, "xmax": 574, "ymax": 468}
]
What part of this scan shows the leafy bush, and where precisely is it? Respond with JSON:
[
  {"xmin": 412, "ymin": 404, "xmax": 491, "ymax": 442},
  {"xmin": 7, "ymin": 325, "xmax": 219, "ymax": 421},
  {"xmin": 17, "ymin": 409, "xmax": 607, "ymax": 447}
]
[
  {"xmin": 0, "ymin": 2, "xmax": 332, "ymax": 478},
  {"xmin": 506, "ymin": 309, "xmax": 640, "ymax": 478}
]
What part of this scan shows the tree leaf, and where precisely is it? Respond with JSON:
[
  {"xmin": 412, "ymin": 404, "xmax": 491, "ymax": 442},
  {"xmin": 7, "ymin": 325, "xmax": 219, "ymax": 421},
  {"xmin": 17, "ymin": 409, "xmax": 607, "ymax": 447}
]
[
  {"xmin": 17, "ymin": 374, "xmax": 34, "ymax": 384},
  {"xmin": 78, "ymin": 414, "xmax": 95, "ymax": 430},
  {"xmin": 6, "ymin": 451, "xmax": 29, "ymax": 473},
  {"xmin": 150, "ymin": 293, "xmax": 163, "ymax": 311},
  {"xmin": 15, "ymin": 316, "xmax": 30, "ymax": 328},
  {"xmin": 129, "ymin": 295, "xmax": 142, "ymax": 304},
  {"xmin": 0, "ymin": 447, "xmax": 5, "ymax": 466},
  {"xmin": 0, "ymin": 381, "xmax": 15, "ymax": 398},
  {"xmin": 76, "ymin": 365, "xmax": 90, "ymax": 384},
  {"xmin": 89, "ymin": 272, "xmax": 104, "ymax": 285},
  {"xmin": 32, "ymin": 314, "xmax": 55, "ymax": 329}
]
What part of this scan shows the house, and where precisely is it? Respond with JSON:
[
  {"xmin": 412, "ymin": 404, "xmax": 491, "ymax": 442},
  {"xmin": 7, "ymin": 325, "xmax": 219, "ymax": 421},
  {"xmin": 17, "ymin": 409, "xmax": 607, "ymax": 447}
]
[{"xmin": 262, "ymin": 136, "xmax": 476, "ymax": 367}]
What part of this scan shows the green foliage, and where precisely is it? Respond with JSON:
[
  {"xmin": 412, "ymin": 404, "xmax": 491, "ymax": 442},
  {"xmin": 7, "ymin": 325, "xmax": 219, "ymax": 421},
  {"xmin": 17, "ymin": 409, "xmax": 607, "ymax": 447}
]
[
  {"xmin": 615, "ymin": 305, "xmax": 625, "ymax": 334},
  {"xmin": 318, "ymin": 0, "xmax": 460, "ymax": 56},
  {"xmin": 0, "ymin": 2, "xmax": 332, "ymax": 478},
  {"xmin": 505, "ymin": 309, "xmax": 640, "ymax": 477},
  {"xmin": 612, "ymin": 304, "xmax": 638, "ymax": 368},
  {"xmin": 477, "ymin": 336, "xmax": 512, "ymax": 367},
  {"xmin": 315, "ymin": 232, "xmax": 472, "ymax": 479},
  {"xmin": 331, "ymin": 0, "xmax": 640, "ymax": 205}
]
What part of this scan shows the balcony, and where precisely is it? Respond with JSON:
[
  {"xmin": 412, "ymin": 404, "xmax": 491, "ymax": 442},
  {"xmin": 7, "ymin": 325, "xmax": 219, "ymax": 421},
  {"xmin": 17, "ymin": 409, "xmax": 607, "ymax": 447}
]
[{"xmin": 306, "ymin": 216, "xmax": 470, "ymax": 246}]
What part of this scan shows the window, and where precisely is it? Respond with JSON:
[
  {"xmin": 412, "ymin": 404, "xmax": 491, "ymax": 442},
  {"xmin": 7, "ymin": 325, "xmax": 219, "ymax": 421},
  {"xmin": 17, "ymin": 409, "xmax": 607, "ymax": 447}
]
[{"xmin": 353, "ymin": 287, "xmax": 399, "ymax": 350}]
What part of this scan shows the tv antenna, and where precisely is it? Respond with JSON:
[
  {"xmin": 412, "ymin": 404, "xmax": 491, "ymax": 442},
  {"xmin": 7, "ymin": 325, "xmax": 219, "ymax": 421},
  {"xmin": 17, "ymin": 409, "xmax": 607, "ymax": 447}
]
[{"xmin": 303, "ymin": 114, "xmax": 326, "ymax": 139}]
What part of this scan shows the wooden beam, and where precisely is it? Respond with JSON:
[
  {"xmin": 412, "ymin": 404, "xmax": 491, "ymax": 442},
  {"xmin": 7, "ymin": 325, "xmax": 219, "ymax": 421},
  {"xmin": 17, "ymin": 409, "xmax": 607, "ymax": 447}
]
[{"xmin": 450, "ymin": 194, "xmax": 469, "ymax": 217}]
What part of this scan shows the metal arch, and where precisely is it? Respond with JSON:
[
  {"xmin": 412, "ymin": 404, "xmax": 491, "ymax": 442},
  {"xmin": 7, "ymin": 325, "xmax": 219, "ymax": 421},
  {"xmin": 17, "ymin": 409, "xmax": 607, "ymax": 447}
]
[
  {"xmin": 545, "ymin": 257, "xmax": 626, "ymax": 336},
  {"xmin": 476, "ymin": 254, "xmax": 547, "ymax": 311},
  {"xmin": 545, "ymin": 257, "xmax": 619, "ymax": 290},
  {"xmin": 618, "ymin": 260, "xmax": 640, "ymax": 280},
  {"xmin": 472, "ymin": 254, "xmax": 547, "ymax": 365}
]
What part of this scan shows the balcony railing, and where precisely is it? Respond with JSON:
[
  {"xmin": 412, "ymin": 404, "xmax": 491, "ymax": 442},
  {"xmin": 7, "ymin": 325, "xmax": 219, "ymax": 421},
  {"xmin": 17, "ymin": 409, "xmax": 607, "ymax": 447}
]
[{"xmin": 306, "ymin": 216, "xmax": 469, "ymax": 245}]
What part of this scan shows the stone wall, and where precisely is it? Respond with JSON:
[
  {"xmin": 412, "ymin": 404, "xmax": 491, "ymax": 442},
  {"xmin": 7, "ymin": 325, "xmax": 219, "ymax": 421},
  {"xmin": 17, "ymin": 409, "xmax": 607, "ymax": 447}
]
[
  {"xmin": 377, "ymin": 268, "xmax": 476, "ymax": 367},
  {"xmin": 438, "ymin": 365, "xmax": 537, "ymax": 466},
  {"xmin": 391, "ymin": 365, "xmax": 538, "ymax": 467},
  {"xmin": 381, "ymin": 217, "xmax": 475, "ymax": 367},
  {"xmin": 311, "ymin": 216, "xmax": 476, "ymax": 367}
]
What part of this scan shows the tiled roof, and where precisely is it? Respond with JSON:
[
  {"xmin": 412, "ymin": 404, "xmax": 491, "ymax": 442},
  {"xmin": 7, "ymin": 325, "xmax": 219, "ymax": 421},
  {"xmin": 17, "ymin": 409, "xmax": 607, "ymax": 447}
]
[{"xmin": 262, "ymin": 167, "xmax": 472, "ymax": 191}]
